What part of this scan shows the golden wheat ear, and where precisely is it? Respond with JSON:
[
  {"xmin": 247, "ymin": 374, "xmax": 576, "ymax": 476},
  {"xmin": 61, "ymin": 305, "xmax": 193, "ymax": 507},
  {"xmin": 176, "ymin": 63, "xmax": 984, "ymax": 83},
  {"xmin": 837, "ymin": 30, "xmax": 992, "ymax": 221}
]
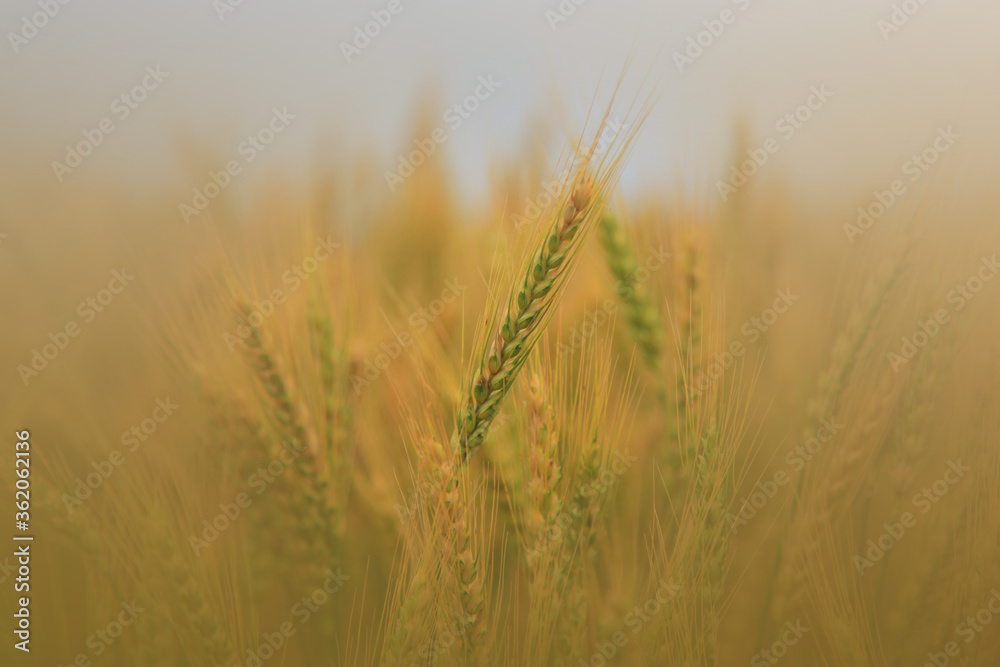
[
  {"xmin": 455, "ymin": 176, "xmax": 594, "ymax": 460},
  {"xmin": 454, "ymin": 90, "xmax": 651, "ymax": 462}
]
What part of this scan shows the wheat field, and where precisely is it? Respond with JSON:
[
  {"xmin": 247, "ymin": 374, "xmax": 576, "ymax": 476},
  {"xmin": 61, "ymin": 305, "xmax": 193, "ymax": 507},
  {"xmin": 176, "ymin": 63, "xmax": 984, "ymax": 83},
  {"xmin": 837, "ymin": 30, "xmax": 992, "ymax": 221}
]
[
  {"xmin": 5, "ymin": 98, "xmax": 999, "ymax": 665},
  {"xmin": 4, "ymin": 4, "xmax": 1000, "ymax": 666}
]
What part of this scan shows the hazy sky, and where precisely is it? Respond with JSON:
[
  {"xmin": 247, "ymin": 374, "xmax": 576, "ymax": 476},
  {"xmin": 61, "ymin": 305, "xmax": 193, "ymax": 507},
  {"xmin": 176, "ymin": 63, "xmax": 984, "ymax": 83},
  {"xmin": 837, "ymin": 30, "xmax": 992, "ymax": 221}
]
[{"xmin": 2, "ymin": 0, "xmax": 998, "ymax": 202}]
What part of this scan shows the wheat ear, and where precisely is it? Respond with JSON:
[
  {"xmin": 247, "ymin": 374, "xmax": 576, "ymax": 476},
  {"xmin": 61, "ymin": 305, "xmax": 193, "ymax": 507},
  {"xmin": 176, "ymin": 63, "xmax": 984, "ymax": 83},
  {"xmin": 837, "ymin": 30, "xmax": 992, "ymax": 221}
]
[
  {"xmin": 158, "ymin": 532, "xmax": 238, "ymax": 664},
  {"xmin": 599, "ymin": 212, "xmax": 663, "ymax": 370},
  {"xmin": 675, "ymin": 230, "xmax": 705, "ymax": 418},
  {"xmin": 455, "ymin": 177, "xmax": 596, "ymax": 461},
  {"xmin": 523, "ymin": 371, "xmax": 563, "ymax": 555},
  {"xmin": 440, "ymin": 468, "xmax": 489, "ymax": 664},
  {"xmin": 454, "ymin": 89, "xmax": 651, "ymax": 462},
  {"xmin": 237, "ymin": 306, "xmax": 341, "ymax": 579},
  {"xmin": 308, "ymin": 297, "xmax": 352, "ymax": 542}
]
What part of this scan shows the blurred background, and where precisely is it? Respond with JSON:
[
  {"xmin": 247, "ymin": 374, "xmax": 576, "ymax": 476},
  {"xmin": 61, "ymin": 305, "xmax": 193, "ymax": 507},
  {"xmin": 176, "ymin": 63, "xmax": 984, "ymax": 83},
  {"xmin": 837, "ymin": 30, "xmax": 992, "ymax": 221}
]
[
  {"xmin": 2, "ymin": 0, "xmax": 1000, "ymax": 200},
  {"xmin": 5, "ymin": 0, "xmax": 999, "ymax": 418}
]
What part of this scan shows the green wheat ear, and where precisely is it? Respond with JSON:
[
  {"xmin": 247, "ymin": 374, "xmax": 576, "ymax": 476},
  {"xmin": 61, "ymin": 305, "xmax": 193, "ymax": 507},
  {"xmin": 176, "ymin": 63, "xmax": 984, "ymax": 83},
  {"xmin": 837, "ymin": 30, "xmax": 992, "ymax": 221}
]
[
  {"xmin": 452, "ymin": 90, "xmax": 649, "ymax": 463},
  {"xmin": 455, "ymin": 177, "xmax": 597, "ymax": 461},
  {"xmin": 599, "ymin": 212, "xmax": 663, "ymax": 370}
]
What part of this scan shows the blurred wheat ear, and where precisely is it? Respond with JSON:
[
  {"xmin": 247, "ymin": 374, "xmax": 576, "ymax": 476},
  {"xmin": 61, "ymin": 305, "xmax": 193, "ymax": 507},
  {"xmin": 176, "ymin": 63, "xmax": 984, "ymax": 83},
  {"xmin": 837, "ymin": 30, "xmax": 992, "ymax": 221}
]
[{"xmin": 599, "ymin": 211, "xmax": 664, "ymax": 371}]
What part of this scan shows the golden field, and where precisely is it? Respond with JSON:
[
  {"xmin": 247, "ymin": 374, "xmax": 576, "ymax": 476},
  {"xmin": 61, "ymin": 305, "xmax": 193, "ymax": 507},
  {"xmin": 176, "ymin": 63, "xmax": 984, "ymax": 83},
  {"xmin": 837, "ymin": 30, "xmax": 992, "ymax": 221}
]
[{"xmin": 2, "ymin": 84, "xmax": 1000, "ymax": 667}]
